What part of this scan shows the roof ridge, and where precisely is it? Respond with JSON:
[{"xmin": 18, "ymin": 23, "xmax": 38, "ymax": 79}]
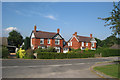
[
  {"xmin": 77, "ymin": 35, "xmax": 90, "ymax": 38},
  {"xmin": 32, "ymin": 30, "xmax": 57, "ymax": 34}
]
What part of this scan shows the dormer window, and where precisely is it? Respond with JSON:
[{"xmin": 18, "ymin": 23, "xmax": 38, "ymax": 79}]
[
  {"xmin": 55, "ymin": 39, "xmax": 60, "ymax": 45},
  {"xmin": 40, "ymin": 39, "xmax": 44, "ymax": 44}
]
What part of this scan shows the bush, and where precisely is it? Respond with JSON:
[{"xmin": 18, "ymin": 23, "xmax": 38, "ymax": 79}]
[
  {"xmin": 2, "ymin": 46, "xmax": 10, "ymax": 58},
  {"xmin": 37, "ymin": 52, "xmax": 94, "ymax": 59},
  {"xmin": 24, "ymin": 49, "xmax": 34, "ymax": 59},
  {"xmin": 94, "ymin": 48, "xmax": 120, "ymax": 57},
  {"xmin": 101, "ymin": 49, "xmax": 120, "ymax": 57},
  {"xmin": 17, "ymin": 48, "xmax": 26, "ymax": 58},
  {"xmin": 35, "ymin": 47, "xmax": 56, "ymax": 53}
]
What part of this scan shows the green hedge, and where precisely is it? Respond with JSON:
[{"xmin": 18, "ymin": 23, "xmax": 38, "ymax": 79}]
[
  {"xmin": 101, "ymin": 49, "xmax": 120, "ymax": 57},
  {"xmin": 94, "ymin": 48, "xmax": 120, "ymax": 57},
  {"xmin": 2, "ymin": 46, "xmax": 10, "ymax": 58},
  {"xmin": 37, "ymin": 52, "xmax": 95, "ymax": 59}
]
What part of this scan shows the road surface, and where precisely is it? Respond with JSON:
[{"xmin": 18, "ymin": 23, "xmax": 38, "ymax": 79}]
[{"xmin": 2, "ymin": 57, "xmax": 118, "ymax": 78}]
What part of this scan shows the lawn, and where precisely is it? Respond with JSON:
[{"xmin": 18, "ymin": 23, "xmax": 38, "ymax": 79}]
[{"xmin": 94, "ymin": 64, "xmax": 120, "ymax": 78}]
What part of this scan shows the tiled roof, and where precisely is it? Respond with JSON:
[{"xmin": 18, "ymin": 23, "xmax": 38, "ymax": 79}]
[
  {"xmin": 33, "ymin": 30, "xmax": 57, "ymax": 38},
  {"xmin": 77, "ymin": 36, "xmax": 91, "ymax": 42}
]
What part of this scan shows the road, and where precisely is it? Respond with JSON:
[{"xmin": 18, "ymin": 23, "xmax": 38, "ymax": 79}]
[{"xmin": 2, "ymin": 57, "xmax": 118, "ymax": 78}]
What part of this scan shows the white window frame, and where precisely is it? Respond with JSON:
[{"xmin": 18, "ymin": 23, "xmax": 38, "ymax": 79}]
[
  {"xmin": 82, "ymin": 42, "xmax": 84, "ymax": 46},
  {"xmin": 70, "ymin": 42, "xmax": 72, "ymax": 46},
  {"xmin": 55, "ymin": 39, "xmax": 60, "ymax": 45},
  {"xmin": 68, "ymin": 42, "xmax": 70, "ymax": 46},
  {"xmin": 40, "ymin": 39, "xmax": 44, "ymax": 44},
  {"xmin": 91, "ymin": 43, "xmax": 94, "ymax": 47},
  {"xmin": 86, "ymin": 43, "xmax": 88, "ymax": 46},
  {"xmin": 47, "ymin": 39, "xmax": 50, "ymax": 44}
]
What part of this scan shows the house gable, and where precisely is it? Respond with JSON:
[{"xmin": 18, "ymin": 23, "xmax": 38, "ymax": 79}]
[
  {"xmin": 69, "ymin": 36, "xmax": 79, "ymax": 42},
  {"xmin": 53, "ymin": 34, "xmax": 63, "ymax": 39},
  {"xmin": 31, "ymin": 32, "xmax": 35, "ymax": 38},
  {"xmin": 90, "ymin": 38, "xmax": 97, "ymax": 43}
]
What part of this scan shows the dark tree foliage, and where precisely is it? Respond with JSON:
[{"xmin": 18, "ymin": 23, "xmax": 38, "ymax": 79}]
[
  {"xmin": 24, "ymin": 37, "xmax": 30, "ymax": 50},
  {"xmin": 8, "ymin": 30, "xmax": 23, "ymax": 48},
  {"xmin": 101, "ymin": 35, "xmax": 119, "ymax": 47},
  {"xmin": 95, "ymin": 38, "xmax": 102, "ymax": 48},
  {"xmin": 2, "ymin": 46, "xmax": 10, "ymax": 58},
  {"xmin": 95, "ymin": 35, "xmax": 119, "ymax": 48},
  {"xmin": 98, "ymin": 2, "xmax": 120, "ymax": 36}
]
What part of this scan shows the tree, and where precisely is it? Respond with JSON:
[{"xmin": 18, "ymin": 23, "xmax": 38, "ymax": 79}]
[
  {"xmin": 24, "ymin": 37, "xmax": 30, "ymax": 50},
  {"xmin": 2, "ymin": 46, "xmax": 10, "ymax": 58},
  {"xmin": 98, "ymin": 2, "xmax": 120, "ymax": 36},
  {"xmin": 95, "ymin": 38, "xmax": 102, "ymax": 48},
  {"xmin": 100, "ymin": 35, "xmax": 118, "ymax": 47},
  {"xmin": 8, "ymin": 30, "xmax": 23, "ymax": 48}
]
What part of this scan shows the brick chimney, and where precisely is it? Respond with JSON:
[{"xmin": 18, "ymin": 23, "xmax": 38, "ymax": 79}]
[
  {"xmin": 34, "ymin": 25, "xmax": 36, "ymax": 32},
  {"xmin": 57, "ymin": 28, "xmax": 60, "ymax": 34},
  {"xmin": 75, "ymin": 32, "xmax": 77, "ymax": 36},
  {"xmin": 90, "ymin": 34, "xmax": 92, "ymax": 38}
]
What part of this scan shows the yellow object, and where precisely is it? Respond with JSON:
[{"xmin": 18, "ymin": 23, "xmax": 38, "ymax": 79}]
[{"xmin": 18, "ymin": 48, "xmax": 26, "ymax": 58}]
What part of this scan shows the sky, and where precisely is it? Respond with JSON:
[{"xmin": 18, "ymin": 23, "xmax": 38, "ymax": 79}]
[{"xmin": 2, "ymin": 2, "xmax": 118, "ymax": 41}]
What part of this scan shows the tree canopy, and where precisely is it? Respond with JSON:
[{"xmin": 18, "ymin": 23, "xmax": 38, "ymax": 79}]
[
  {"xmin": 98, "ymin": 2, "xmax": 120, "ymax": 36},
  {"xmin": 8, "ymin": 30, "xmax": 23, "ymax": 48},
  {"xmin": 24, "ymin": 37, "xmax": 30, "ymax": 50},
  {"xmin": 95, "ymin": 35, "xmax": 120, "ymax": 48}
]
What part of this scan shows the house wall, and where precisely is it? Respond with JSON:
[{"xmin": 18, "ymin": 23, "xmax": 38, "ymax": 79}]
[
  {"xmin": 32, "ymin": 38, "xmax": 64, "ymax": 52},
  {"xmin": 69, "ymin": 36, "xmax": 96, "ymax": 50},
  {"xmin": 70, "ymin": 37, "xmax": 80, "ymax": 49}
]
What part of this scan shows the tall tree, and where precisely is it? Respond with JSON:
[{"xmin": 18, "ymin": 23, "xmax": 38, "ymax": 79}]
[
  {"xmin": 100, "ymin": 35, "xmax": 118, "ymax": 47},
  {"xmin": 8, "ymin": 30, "xmax": 23, "ymax": 48},
  {"xmin": 24, "ymin": 37, "xmax": 30, "ymax": 50},
  {"xmin": 95, "ymin": 38, "xmax": 102, "ymax": 48},
  {"xmin": 98, "ymin": 2, "xmax": 120, "ymax": 36}
]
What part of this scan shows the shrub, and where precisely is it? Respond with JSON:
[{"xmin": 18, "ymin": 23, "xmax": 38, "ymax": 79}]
[
  {"xmin": 37, "ymin": 52, "xmax": 94, "ymax": 59},
  {"xmin": 35, "ymin": 47, "xmax": 56, "ymax": 53},
  {"xmin": 24, "ymin": 49, "xmax": 34, "ymax": 59},
  {"xmin": 2, "ymin": 46, "xmax": 10, "ymax": 58},
  {"xmin": 101, "ymin": 49, "xmax": 120, "ymax": 57},
  {"xmin": 17, "ymin": 48, "xmax": 26, "ymax": 58}
]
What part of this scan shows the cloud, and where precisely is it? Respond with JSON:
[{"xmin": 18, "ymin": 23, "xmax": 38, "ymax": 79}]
[
  {"xmin": 45, "ymin": 15, "xmax": 56, "ymax": 20},
  {"xmin": 5, "ymin": 27, "xmax": 17, "ymax": 31}
]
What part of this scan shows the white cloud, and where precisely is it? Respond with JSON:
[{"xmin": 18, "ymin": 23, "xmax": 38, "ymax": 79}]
[
  {"xmin": 5, "ymin": 27, "xmax": 17, "ymax": 31},
  {"xmin": 45, "ymin": 15, "xmax": 56, "ymax": 20}
]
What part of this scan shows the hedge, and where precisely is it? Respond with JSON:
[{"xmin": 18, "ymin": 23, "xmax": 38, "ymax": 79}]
[
  {"xmin": 100, "ymin": 49, "xmax": 120, "ymax": 57},
  {"xmin": 2, "ymin": 46, "xmax": 10, "ymax": 58},
  {"xmin": 37, "ymin": 52, "xmax": 95, "ymax": 59}
]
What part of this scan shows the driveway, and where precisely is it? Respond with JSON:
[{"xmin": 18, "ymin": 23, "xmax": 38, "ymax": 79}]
[{"xmin": 2, "ymin": 57, "xmax": 118, "ymax": 78}]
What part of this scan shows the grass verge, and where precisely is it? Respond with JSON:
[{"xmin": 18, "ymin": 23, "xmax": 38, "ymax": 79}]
[{"xmin": 93, "ymin": 64, "xmax": 120, "ymax": 78}]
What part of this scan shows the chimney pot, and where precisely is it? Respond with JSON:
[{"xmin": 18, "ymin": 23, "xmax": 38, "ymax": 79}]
[
  {"xmin": 75, "ymin": 32, "xmax": 77, "ymax": 36},
  {"xmin": 34, "ymin": 25, "xmax": 36, "ymax": 32},
  {"xmin": 57, "ymin": 28, "xmax": 60, "ymax": 33},
  {"xmin": 90, "ymin": 34, "xmax": 92, "ymax": 38}
]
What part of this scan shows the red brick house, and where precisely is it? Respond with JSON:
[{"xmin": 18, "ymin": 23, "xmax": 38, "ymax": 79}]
[
  {"xmin": 30, "ymin": 25, "xmax": 65, "ymax": 53},
  {"xmin": 67, "ymin": 32, "xmax": 97, "ymax": 50}
]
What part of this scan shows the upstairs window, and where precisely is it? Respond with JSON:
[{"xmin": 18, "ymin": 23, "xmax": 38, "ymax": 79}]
[
  {"xmin": 82, "ymin": 42, "xmax": 84, "ymax": 46},
  {"xmin": 55, "ymin": 39, "xmax": 60, "ymax": 45},
  {"xmin": 91, "ymin": 43, "xmax": 94, "ymax": 47},
  {"xmin": 70, "ymin": 42, "xmax": 72, "ymax": 46},
  {"xmin": 86, "ymin": 43, "xmax": 88, "ymax": 46},
  {"xmin": 68, "ymin": 42, "xmax": 70, "ymax": 46},
  {"xmin": 40, "ymin": 39, "xmax": 44, "ymax": 44},
  {"xmin": 47, "ymin": 39, "xmax": 50, "ymax": 44}
]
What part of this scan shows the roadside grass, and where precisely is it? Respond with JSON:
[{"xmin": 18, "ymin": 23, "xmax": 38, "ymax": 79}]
[{"xmin": 93, "ymin": 64, "xmax": 120, "ymax": 78}]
